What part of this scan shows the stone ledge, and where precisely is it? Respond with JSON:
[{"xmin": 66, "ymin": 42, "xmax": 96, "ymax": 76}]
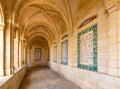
[{"xmin": 0, "ymin": 65, "xmax": 27, "ymax": 89}]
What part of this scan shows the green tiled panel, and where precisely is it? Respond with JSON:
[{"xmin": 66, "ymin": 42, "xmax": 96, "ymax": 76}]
[
  {"xmin": 54, "ymin": 46, "xmax": 57, "ymax": 63},
  {"xmin": 78, "ymin": 24, "xmax": 98, "ymax": 72},
  {"xmin": 61, "ymin": 40, "xmax": 68, "ymax": 65}
]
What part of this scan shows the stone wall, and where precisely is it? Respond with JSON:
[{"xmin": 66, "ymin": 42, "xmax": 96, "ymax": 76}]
[
  {"xmin": 27, "ymin": 45, "xmax": 49, "ymax": 67},
  {"xmin": 0, "ymin": 29, "xmax": 3, "ymax": 75},
  {"xmin": 0, "ymin": 65, "xmax": 27, "ymax": 89},
  {"xmin": 49, "ymin": 62, "xmax": 120, "ymax": 89},
  {"xmin": 49, "ymin": 0, "xmax": 120, "ymax": 89}
]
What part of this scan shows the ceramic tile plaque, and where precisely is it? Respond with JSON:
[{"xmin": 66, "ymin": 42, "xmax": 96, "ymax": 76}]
[
  {"xmin": 54, "ymin": 46, "xmax": 57, "ymax": 62},
  {"xmin": 80, "ymin": 30, "xmax": 93, "ymax": 65},
  {"xmin": 34, "ymin": 48, "xmax": 41, "ymax": 61},
  {"xmin": 78, "ymin": 24, "xmax": 97, "ymax": 71},
  {"xmin": 61, "ymin": 40, "xmax": 68, "ymax": 65}
]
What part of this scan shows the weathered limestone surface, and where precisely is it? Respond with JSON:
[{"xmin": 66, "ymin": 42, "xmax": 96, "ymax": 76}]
[
  {"xmin": 49, "ymin": 62, "xmax": 120, "ymax": 89},
  {"xmin": 0, "ymin": 0, "xmax": 120, "ymax": 89}
]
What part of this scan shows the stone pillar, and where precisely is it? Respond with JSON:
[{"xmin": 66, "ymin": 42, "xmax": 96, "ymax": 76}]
[
  {"xmin": 19, "ymin": 38, "xmax": 25, "ymax": 67},
  {"xmin": 71, "ymin": 31, "xmax": 78, "ymax": 67},
  {"xmin": 26, "ymin": 45, "xmax": 30, "ymax": 63},
  {"xmin": 21, "ymin": 40, "xmax": 25, "ymax": 65},
  {"xmin": 32, "ymin": 45, "xmax": 35, "ymax": 61},
  {"xmin": 48, "ymin": 47, "xmax": 50, "ymax": 62},
  {"xmin": 29, "ymin": 44, "xmax": 34, "ymax": 62},
  {"xmin": 68, "ymin": 32, "xmax": 73, "ymax": 66},
  {"xmin": 13, "ymin": 28, "xmax": 19, "ymax": 69},
  {"xmin": 50, "ymin": 45, "xmax": 53, "ymax": 62},
  {"xmin": 4, "ymin": 18, "xmax": 14, "ymax": 75},
  {"xmin": 29, "ymin": 45, "xmax": 32, "ymax": 62},
  {"xmin": 14, "ymin": 39, "xmax": 19, "ymax": 69},
  {"xmin": 18, "ymin": 41, "xmax": 22, "ymax": 67},
  {"xmin": 118, "ymin": 6, "xmax": 120, "ymax": 77},
  {"xmin": 104, "ymin": 0, "xmax": 120, "ymax": 76},
  {"xmin": 24, "ymin": 42, "xmax": 27, "ymax": 64},
  {"xmin": 0, "ymin": 24, "xmax": 4, "ymax": 75},
  {"xmin": 57, "ymin": 40, "xmax": 61, "ymax": 64}
]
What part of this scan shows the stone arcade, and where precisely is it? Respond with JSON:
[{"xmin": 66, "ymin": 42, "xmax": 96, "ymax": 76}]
[{"xmin": 0, "ymin": 0, "xmax": 120, "ymax": 89}]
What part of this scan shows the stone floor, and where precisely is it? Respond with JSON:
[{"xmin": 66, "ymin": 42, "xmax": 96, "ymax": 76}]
[{"xmin": 19, "ymin": 66, "xmax": 81, "ymax": 89}]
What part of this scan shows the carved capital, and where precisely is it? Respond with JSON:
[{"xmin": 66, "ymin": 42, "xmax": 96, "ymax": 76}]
[
  {"xmin": 20, "ymin": 37, "xmax": 26, "ymax": 42},
  {"xmin": 104, "ymin": 0, "xmax": 120, "ymax": 13},
  {"xmin": 14, "ymin": 23, "xmax": 19, "ymax": 28},
  {"xmin": 24, "ymin": 40, "xmax": 28, "ymax": 46},
  {"xmin": 4, "ymin": 19, "xmax": 11, "ymax": 27}
]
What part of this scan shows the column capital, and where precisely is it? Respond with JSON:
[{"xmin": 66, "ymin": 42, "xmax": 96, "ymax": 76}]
[
  {"xmin": 104, "ymin": 0, "xmax": 120, "ymax": 13},
  {"xmin": 14, "ymin": 23, "xmax": 19, "ymax": 28},
  {"xmin": 4, "ymin": 19, "xmax": 11, "ymax": 27},
  {"xmin": 20, "ymin": 37, "xmax": 26, "ymax": 42},
  {"xmin": 24, "ymin": 42, "xmax": 27, "ymax": 46}
]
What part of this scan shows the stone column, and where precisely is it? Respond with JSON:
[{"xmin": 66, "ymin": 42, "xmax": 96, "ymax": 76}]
[
  {"xmin": 29, "ymin": 44, "xmax": 34, "ymax": 62},
  {"xmin": 14, "ymin": 28, "xmax": 19, "ymax": 69},
  {"xmin": 26, "ymin": 45, "xmax": 30, "ymax": 63},
  {"xmin": 68, "ymin": 32, "xmax": 73, "ymax": 66},
  {"xmin": 19, "ymin": 39, "xmax": 25, "ymax": 67},
  {"xmin": 31, "ymin": 45, "xmax": 35, "ymax": 61},
  {"xmin": 24, "ymin": 42, "xmax": 27, "ymax": 64},
  {"xmin": 21, "ymin": 39, "xmax": 25, "ymax": 65},
  {"xmin": 48, "ymin": 47, "xmax": 50, "ymax": 62},
  {"xmin": 104, "ymin": 0, "xmax": 120, "ymax": 76},
  {"xmin": 18, "ymin": 41, "xmax": 22, "ymax": 67},
  {"xmin": 118, "ymin": 5, "xmax": 120, "ymax": 77},
  {"xmin": 4, "ymin": 18, "xmax": 14, "ymax": 75},
  {"xmin": 50, "ymin": 45, "xmax": 53, "ymax": 62},
  {"xmin": 29, "ymin": 45, "xmax": 32, "ymax": 62},
  {"xmin": 57, "ymin": 40, "xmax": 61, "ymax": 64},
  {"xmin": 14, "ymin": 39, "xmax": 19, "ymax": 69},
  {"xmin": 0, "ymin": 23, "xmax": 4, "ymax": 75}
]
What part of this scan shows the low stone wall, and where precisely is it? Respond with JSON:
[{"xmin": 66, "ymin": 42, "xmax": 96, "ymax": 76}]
[
  {"xmin": 0, "ymin": 65, "xmax": 27, "ymax": 89},
  {"xmin": 48, "ymin": 62, "xmax": 120, "ymax": 89}
]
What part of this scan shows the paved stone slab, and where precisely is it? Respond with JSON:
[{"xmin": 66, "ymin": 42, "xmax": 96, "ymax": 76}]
[{"xmin": 19, "ymin": 66, "xmax": 81, "ymax": 89}]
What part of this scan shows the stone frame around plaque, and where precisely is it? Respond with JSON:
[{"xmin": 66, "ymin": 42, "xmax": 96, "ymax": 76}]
[
  {"xmin": 61, "ymin": 40, "xmax": 68, "ymax": 65},
  {"xmin": 78, "ymin": 24, "xmax": 97, "ymax": 71}
]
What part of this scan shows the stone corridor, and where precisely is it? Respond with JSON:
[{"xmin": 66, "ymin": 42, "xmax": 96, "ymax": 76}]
[
  {"xmin": 19, "ymin": 66, "xmax": 81, "ymax": 89},
  {"xmin": 0, "ymin": 0, "xmax": 120, "ymax": 89}
]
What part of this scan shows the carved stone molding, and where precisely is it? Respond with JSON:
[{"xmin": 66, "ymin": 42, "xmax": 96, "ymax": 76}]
[
  {"xmin": 4, "ymin": 19, "xmax": 11, "ymax": 27},
  {"xmin": 61, "ymin": 34, "xmax": 68, "ymax": 40},
  {"xmin": 20, "ymin": 36, "xmax": 26, "ymax": 42},
  {"xmin": 78, "ymin": 15, "xmax": 97, "ymax": 29},
  {"xmin": 104, "ymin": 0, "xmax": 120, "ymax": 13}
]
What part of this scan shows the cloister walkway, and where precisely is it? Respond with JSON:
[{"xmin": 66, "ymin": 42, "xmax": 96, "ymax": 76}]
[{"xmin": 19, "ymin": 66, "xmax": 81, "ymax": 89}]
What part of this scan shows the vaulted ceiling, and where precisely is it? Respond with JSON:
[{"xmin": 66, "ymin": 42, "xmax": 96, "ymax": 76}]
[{"xmin": 0, "ymin": 0, "xmax": 102, "ymax": 46}]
